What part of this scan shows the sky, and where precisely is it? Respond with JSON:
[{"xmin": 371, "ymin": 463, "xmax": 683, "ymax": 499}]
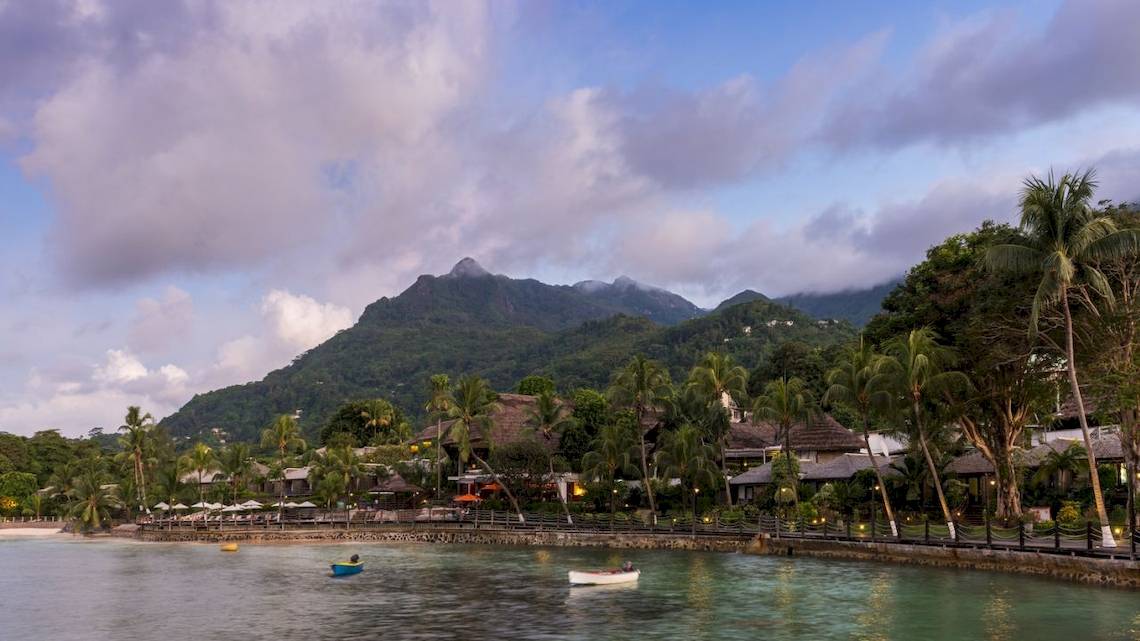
[{"xmin": 2, "ymin": 0, "xmax": 1140, "ymax": 436}]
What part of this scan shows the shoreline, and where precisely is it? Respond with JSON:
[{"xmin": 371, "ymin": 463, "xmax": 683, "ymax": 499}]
[{"xmin": 128, "ymin": 525, "xmax": 1140, "ymax": 589}]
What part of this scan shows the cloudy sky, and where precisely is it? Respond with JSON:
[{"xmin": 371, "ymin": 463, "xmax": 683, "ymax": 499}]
[{"xmin": 2, "ymin": 0, "xmax": 1140, "ymax": 436}]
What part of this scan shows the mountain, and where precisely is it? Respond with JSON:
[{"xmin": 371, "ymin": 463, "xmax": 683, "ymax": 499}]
[
  {"xmin": 573, "ymin": 276, "xmax": 704, "ymax": 325},
  {"xmin": 160, "ymin": 259, "xmax": 855, "ymax": 442},
  {"xmin": 713, "ymin": 289, "xmax": 768, "ymax": 312},
  {"xmin": 775, "ymin": 280, "xmax": 900, "ymax": 327}
]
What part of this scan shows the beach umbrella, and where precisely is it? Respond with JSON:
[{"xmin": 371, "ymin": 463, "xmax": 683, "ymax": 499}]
[
  {"xmin": 296, "ymin": 501, "xmax": 317, "ymax": 508},
  {"xmin": 241, "ymin": 500, "xmax": 263, "ymax": 509},
  {"xmin": 453, "ymin": 494, "xmax": 482, "ymax": 503},
  {"xmin": 271, "ymin": 501, "xmax": 284, "ymax": 508},
  {"xmin": 153, "ymin": 502, "xmax": 170, "ymax": 511},
  {"xmin": 190, "ymin": 501, "xmax": 211, "ymax": 509},
  {"xmin": 221, "ymin": 505, "xmax": 244, "ymax": 513},
  {"xmin": 284, "ymin": 501, "xmax": 300, "ymax": 508},
  {"xmin": 172, "ymin": 503, "xmax": 189, "ymax": 511},
  {"xmin": 209, "ymin": 502, "xmax": 224, "ymax": 510}
]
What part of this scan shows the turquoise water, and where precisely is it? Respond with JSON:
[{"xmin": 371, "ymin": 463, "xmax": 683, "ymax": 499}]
[{"xmin": 2, "ymin": 538, "xmax": 1138, "ymax": 640}]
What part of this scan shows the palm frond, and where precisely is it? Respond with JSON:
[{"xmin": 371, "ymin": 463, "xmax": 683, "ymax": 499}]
[{"xmin": 985, "ymin": 243, "xmax": 1042, "ymax": 274}]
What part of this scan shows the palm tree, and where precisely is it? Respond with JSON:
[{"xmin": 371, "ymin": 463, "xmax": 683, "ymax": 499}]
[
  {"xmin": 1032, "ymin": 442, "xmax": 1090, "ymax": 493},
  {"xmin": 117, "ymin": 406, "xmax": 154, "ymax": 515},
  {"xmin": 360, "ymin": 399, "xmax": 397, "ymax": 444},
  {"xmin": 69, "ymin": 467, "xmax": 121, "ymax": 533},
  {"xmin": 608, "ymin": 355, "xmax": 671, "ymax": 522},
  {"xmin": 261, "ymin": 414, "xmax": 307, "ymax": 529},
  {"xmin": 751, "ymin": 376, "xmax": 815, "ymax": 461},
  {"xmin": 581, "ymin": 423, "xmax": 637, "ymax": 522},
  {"xmin": 311, "ymin": 446, "xmax": 364, "ymax": 511},
  {"xmin": 825, "ymin": 337, "xmax": 899, "ymax": 536},
  {"xmin": 879, "ymin": 328, "xmax": 969, "ymax": 539},
  {"xmin": 155, "ymin": 458, "xmax": 186, "ymax": 529},
  {"xmin": 182, "ymin": 443, "xmax": 217, "ymax": 508},
  {"xmin": 447, "ymin": 375, "xmax": 526, "ymax": 523},
  {"xmin": 986, "ymin": 170, "xmax": 1140, "ymax": 547},
  {"xmin": 655, "ymin": 424, "xmax": 719, "ymax": 533},
  {"xmin": 425, "ymin": 374, "xmax": 453, "ymax": 498},
  {"xmin": 218, "ymin": 443, "xmax": 253, "ymax": 505},
  {"xmin": 686, "ymin": 352, "xmax": 748, "ymax": 507},
  {"xmin": 525, "ymin": 390, "xmax": 576, "ymax": 524}
]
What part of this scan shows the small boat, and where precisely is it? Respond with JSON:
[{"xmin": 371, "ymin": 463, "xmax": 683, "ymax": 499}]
[
  {"xmin": 219, "ymin": 543, "xmax": 239, "ymax": 552},
  {"xmin": 330, "ymin": 561, "xmax": 364, "ymax": 576},
  {"xmin": 568, "ymin": 568, "xmax": 640, "ymax": 586}
]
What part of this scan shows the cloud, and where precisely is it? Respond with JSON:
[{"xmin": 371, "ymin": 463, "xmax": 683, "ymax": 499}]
[
  {"xmin": 19, "ymin": 1, "xmax": 491, "ymax": 287},
  {"xmin": 261, "ymin": 289, "xmax": 352, "ymax": 351},
  {"xmin": 127, "ymin": 286, "xmax": 193, "ymax": 354},
  {"xmin": 823, "ymin": 0, "xmax": 1140, "ymax": 148}
]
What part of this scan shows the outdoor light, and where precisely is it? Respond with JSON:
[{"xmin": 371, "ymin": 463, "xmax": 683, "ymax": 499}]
[
  {"xmin": 989, "ymin": 479, "xmax": 996, "ymax": 486},
  {"xmin": 410, "ymin": 444, "xmax": 419, "ymax": 453},
  {"xmin": 859, "ymin": 524, "xmax": 865, "ymax": 531},
  {"xmin": 694, "ymin": 488, "xmax": 700, "ymax": 494},
  {"xmin": 874, "ymin": 485, "xmax": 880, "ymax": 491},
  {"xmin": 703, "ymin": 517, "xmax": 711, "ymax": 523},
  {"xmin": 612, "ymin": 488, "xmax": 618, "ymax": 494}
]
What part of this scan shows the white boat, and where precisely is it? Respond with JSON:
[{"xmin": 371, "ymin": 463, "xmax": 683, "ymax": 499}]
[{"xmin": 568, "ymin": 569, "xmax": 640, "ymax": 586}]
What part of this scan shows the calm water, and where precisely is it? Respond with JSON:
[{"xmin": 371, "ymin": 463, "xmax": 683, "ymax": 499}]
[{"xmin": 2, "ymin": 538, "xmax": 1139, "ymax": 641}]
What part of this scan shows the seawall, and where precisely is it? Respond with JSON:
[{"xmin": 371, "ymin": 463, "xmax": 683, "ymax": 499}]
[{"xmin": 747, "ymin": 536, "xmax": 1140, "ymax": 589}]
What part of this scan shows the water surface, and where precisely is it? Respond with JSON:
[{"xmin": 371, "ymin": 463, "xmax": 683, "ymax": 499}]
[{"xmin": 2, "ymin": 538, "xmax": 1138, "ymax": 640}]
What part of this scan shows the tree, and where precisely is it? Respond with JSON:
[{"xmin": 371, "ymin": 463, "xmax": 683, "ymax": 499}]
[
  {"xmin": 359, "ymin": 399, "xmax": 402, "ymax": 444},
  {"xmin": 751, "ymin": 376, "xmax": 815, "ymax": 491},
  {"xmin": 524, "ymin": 390, "xmax": 576, "ymax": 523},
  {"xmin": 424, "ymin": 374, "xmax": 453, "ymax": 498},
  {"xmin": 986, "ymin": 169, "xmax": 1140, "ymax": 546},
  {"xmin": 310, "ymin": 446, "xmax": 363, "ymax": 509},
  {"xmin": 69, "ymin": 463, "xmax": 121, "ymax": 533},
  {"xmin": 879, "ymin": 328, "xmax": 969, "ymax": 538},
  {"xmin": 824, "ymin": 337, "xmax": 899, "ymax": 535},
  {"xmin": 655, "ymin": 424, "xmax": 718, "ymax": 531},
  {"xmin": 1032, "ymin": 442, "xmax": 1089, "ymax": 494},
  {"xmin": 581, "ymin": 423, "xmax": 637, "ymax": 522},
  {"xmin": 319, "ymin": 400, "xmax": 408, "ymax": 447},
  {"xmin": 447, "ymin": 375, "xmax": 526, "ymax": 523},
  {"xmin": 608, "ymin": 356, "xmax": 671, "ymax": 521},
  {"xmin": 686, "ymin": 352, "xmax": 748, "ymax": 506},
  {"xmin": 117, "ymin": 406, "xmax": 153, "ymax": 514},
  {"xmin": 559, "ymin": 389, "xmax": 609, "ymax": 470},
  {"xmin": 516, "ymin": 375, "xmax": 555, "ymax": 396},
  {"xmin": 261, "ymin": 414, "xmax": 306, "ymax": 528},
  {"xmin": 182, "ymin": 443, "xmax": 217, "ymax": 508},
  {"xmin": 155, "ymin": 458, "xmax": 186, "ymax": 526},
  {"xmin": 218, "ymin": 443, "xmax": 253, "ymax": 505}
]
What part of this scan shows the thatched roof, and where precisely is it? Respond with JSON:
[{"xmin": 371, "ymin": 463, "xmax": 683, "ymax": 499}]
[
  {"xmin": 945, "ymin": 436, "xmax": 1124, "ymax": 476},
  {"xmin": 726, "ymin": 414, "xmax": 863, "ymax": 454},
  {"xmin": 371, "ymin": 472, "xmax": 423, "ymax": 494},
  {"xmin": 730, "ymin": 453, "xmax": 894, "ymax": 486}
]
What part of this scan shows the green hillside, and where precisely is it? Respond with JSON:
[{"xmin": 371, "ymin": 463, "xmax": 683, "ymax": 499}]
[
  {"xmin": 775, "ymin": 280, "xmax": 899, "ymax": 326},
  {"xmin": 161, "ymin": 261, "xmax": 854, "ymax": 442}
]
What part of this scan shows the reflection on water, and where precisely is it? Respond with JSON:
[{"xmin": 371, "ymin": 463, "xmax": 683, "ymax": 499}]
[{"xmin": 1, "ymin": 538, "xmax": 1138, "ymax": 641}]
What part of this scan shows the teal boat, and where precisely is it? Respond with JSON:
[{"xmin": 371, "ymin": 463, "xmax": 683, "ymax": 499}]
[{"xmin": 331, "ymin": 561, "xmax": 363, "ymax": 576}]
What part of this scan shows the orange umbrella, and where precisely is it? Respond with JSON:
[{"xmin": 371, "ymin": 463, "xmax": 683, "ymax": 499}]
[
  {"xmin": 453, "ymin": 494, "xmax": 482, "ymax": 502},
  {"xmin": 481, "ymin": 482, "xmax": 503, "ymax": 492}
]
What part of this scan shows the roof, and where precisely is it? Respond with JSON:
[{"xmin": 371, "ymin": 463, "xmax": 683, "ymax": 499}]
[
  {"xmin": 284, "ymin": 467, "xmax": 311, "ymax": 481},
  {"xmin": 371, "ymin": 472, "xmax": 423, "ymax": 494},
  {"xmin": 727, "ymin": 414, "xmax": 863, "ymax": 453},
  {"xmin": 730, "ymin": 453, "xmax": 895, "ymax": 486},
  {"xmin": 945, "ymin": 436, "xmax": 1125, "ymax": 476}
]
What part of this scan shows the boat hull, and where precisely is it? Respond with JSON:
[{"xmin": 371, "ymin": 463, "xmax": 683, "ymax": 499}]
[
  {"xmin": 568, "ymin": 569, "xmax": 639, "ymax": 586},
  {"xmin": 219, "ymin": 543, "xmax": 239, "ymax": 552},
  {"xmin": 331, "ymin": 562, "xmax": 364, "ymax": 576}
]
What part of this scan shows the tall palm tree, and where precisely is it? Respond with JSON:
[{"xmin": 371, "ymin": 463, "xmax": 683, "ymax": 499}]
[
  {"xmin": 425, "ymin": 374, "xmax": 453, "ymax": 498},
  {"xmin": 183, "ymin": 443, "xmax": 217, "ymax": 508},
  {"xmin": 311, "ymin": 446, "xmax": 364, "ymax": 509},
  {"xmin": 655, "ymin": 424, "xmax": 719, "ymax": 532},
  {"xmin": 686, "ymin": 352, "xmax": 748, "ymax": 507},
  {"xmin": 155, "ymin": 458, "xmax": 186, "ymax": 528},
  {"xmin": 751, "ymin": 376, "xmax": 815, "ymax": 460},
  {"xmin": 824, "ymin": 337, "xmax": 899, "ymax": 536},
  {"xmin": 360, "ymin": 399, "xmax": 397, "ymax": 444},
  {"xmin": 1032, "ymin": 442, "xmax": 1089, "ymax": 493},
  {"xmin": 447, "ymin": 375, "xmax": 526, "ymax": 523},
  {"xmin": 117, "ymin": 406, "xmax": 154, "ymax": 515},
  {"xmin": 69, "ymin": 467, "xmax": 121, "ymax": 533},
  {"xmin": 261, "ymin": 414, "xmax": 307, "ymax": 529},
  {"xmin": 880, "ymin": 328, "xmax": 969, "ymax": 539},
  {"xmin": 987, "ymin": 170, "xmax": 1140, "ymax": 547},
  {"xmin": 581, "ymin": 423, "xmax": 637, "ymax": 522},
  {"xmin": 218, "ymin": 443, "xmax": 253, "ymax": 505},
  {"xmin": 608, "ymin": 356, "xmax": 671, "ymax": 522},
  {"xmin": 525, "ymin": 390, "xmax": 576, "ymax": 524}
]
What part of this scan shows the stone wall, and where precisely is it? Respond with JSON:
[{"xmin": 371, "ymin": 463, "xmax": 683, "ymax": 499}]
[
  {"xmin": 136, "ymin": 526, "xmax": 750, "ymax": 552},
  {"xmin": 748, "ymin": 536, "xmax": 1140, "ymax": 589}
]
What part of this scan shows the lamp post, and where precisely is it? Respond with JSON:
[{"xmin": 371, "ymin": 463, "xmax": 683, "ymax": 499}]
[
  {"xmin": 872, "ymin": 484, "xmax": 880, "ymax": 541},
  {"xmin": 692, "ymin": 487, "xmax": 700, "ymax": 537}
]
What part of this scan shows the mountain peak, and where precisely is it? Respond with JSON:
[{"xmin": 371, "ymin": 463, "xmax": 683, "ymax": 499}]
[{"xmin": 446, "ymin": 257, "xmax": 490, "ymax": 278}]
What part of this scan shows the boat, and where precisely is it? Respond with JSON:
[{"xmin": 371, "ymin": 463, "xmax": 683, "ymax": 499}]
[
  {"xmin": 330, "ymin": 561, "xmax": 364, "ymax": 576},
  {"xmin": 219, "ymin": 543, "xmax": 239, "ymax": 552},
  {"xmin": 568, "ymin": 568, "xmax": 640, "ymax": 586}
]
